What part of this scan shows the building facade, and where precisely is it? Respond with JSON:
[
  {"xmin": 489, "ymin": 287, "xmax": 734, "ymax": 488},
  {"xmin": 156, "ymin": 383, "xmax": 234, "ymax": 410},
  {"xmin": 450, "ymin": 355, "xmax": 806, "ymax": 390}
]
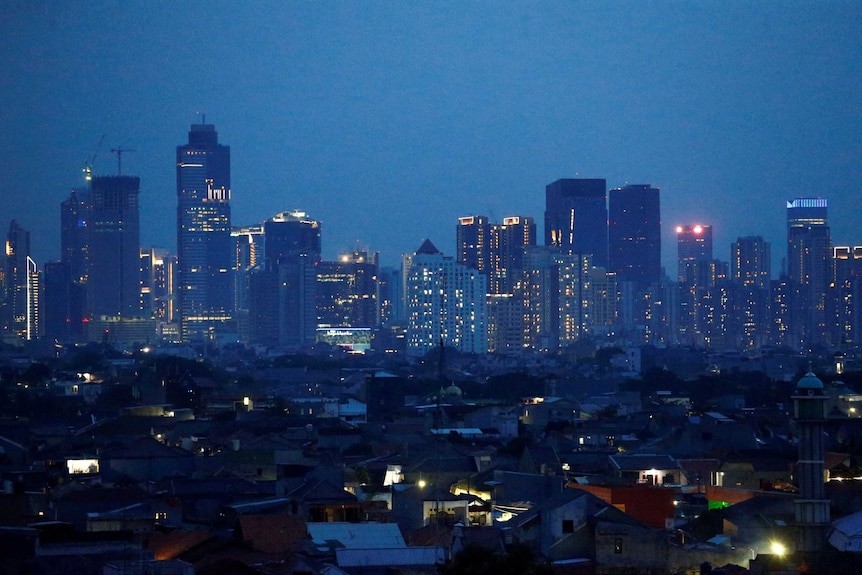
[
  {"xmin": 176, "ymin": 123, "xmax": 233, "ymax": 342},
  {"xmin": 405, "ymin": 239, "xmax": 487, "ymax": 356},
  {"xmin": 544, "ymin": 178, "xmax": 608, "ymax": 268},
  {"xmin": 786, "ymin": 198, "xmax": 831, "ymax": 348}
]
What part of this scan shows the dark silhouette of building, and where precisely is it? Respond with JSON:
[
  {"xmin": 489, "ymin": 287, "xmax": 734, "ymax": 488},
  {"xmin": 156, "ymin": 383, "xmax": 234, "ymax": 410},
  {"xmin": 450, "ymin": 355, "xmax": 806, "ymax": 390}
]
[
  {"xmin": 608, "ymin": 184, "xmax": 661, "ymax": 290},
  {"xmin": 176, "ymin": 122, "xmax": 233, "ymax": 342},
  {"xmin": 60, "ymin": 189, "xmax": 93, "ymax": 286},
  {"xmin": 43, "ymin": 261, "xmax": 86, "ymax": 343},
  {"xmin": 88, "ymin": 176, "xmax": 141, "ymax": 319},
  {"xmin": 544, "ymin": 178, "xmax": 608, "ymax": 267},
  {"xmin": 791, "ymin": 371, "xmax": 830, "ymax": 554},
  {"xmin": 247, "ymin": 211, "xmax": 321, "ymax": 349}
]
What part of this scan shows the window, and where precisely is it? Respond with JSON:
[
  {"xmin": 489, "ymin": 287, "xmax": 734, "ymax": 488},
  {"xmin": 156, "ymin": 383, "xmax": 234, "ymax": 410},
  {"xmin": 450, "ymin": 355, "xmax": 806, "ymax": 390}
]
[
  {"xmin": 614, "ymin": 538, "xmax": 623, "ymax": 554},
  {"xmin": 562, "ymin": 519, "xmax": 574, "ymax": 534}
]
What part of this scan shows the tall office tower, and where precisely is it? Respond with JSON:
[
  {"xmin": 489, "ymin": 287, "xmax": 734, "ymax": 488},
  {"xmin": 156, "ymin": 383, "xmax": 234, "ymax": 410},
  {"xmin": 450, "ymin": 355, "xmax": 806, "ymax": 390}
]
[
  {"xmin": 2, "ymin": 220, "xmax": 32, "ymax": 339},
  {"xmin": 176, "ymin": 122, "xmax": 233, "ymax": 342},
  {"xmin": 231, "ymin": 225, "xmax": 264, "ymax": 342},
  {"xmin": 404, "ymin": 239, "xmax": 487, "ymax": 357},
  {"xmin": 88, "ymin": 176, "xmax": 142, "ymax": 321},
  {"xmin": 264, "ymin": 211, "xmax": 321, "ymax": 264},
  {"xmin": 140, "ymin": 248, "xmax": 178, "ymax": 338},
  {"xmin": 729, "ymin": 236, "xmax": 771, "ymax": 348},
  {"xmin": 676, "ymin": 224, "xmax": 714, "ymax": 346},
  {"xmin": 316, "ymin": 251, "xmax": 378, "ymax": 328},
  {"xmin": 43, "ymin": 262, "xmax": 72, "ymax": 342},
  {"xmin": 60, "ymin": 190, "xmax": 93, "ymax": 285},
  {"xmin": 608, "ymin": 184, "xmax": 661, "ymax": 289},
  {"xmin": 259, "ymin": 211, "xmax": 321, "ymax": 349},
  {"xmin": 232, "ymin": 225, "xmax": 264, "ymax": 310},
  {"xmin": 457, "ymin": 215, "xmax": 536, "ymax": 295},
  {"xmin": 544, "ymin": 178, "xmax": 608, "ymax": 267},
  {"xmin": 786, "ymin": 198, "xmax": 832, "ymax": 348},
  {"xmin": 833, "ymin": 246, "xmax": 862, "ymax": 344}
]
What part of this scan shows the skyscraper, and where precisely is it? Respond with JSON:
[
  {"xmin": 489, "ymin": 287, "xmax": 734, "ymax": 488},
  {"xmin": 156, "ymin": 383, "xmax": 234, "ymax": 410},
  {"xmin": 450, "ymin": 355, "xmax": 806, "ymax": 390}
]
[
  {"xmin": 833, "ymin": 246, "xmax": 862, "ymax": 344},
  {"xmin": 60, "ymin": 189, "xmax": 92, "ymax": 286},
  {"xmin": 253, "ymin": 210, "xmax": 321, "ymax": 349},
  {"xmin": 316, "ymin": 251, "xmax": 378, "ymax": 328},
  {"xmin": 457, "ymin": 215, "xmax": 535, "ymax": 295},
  {"xmin": 176, "ymin": 122, "xmax": 233, "ymax": 342},
  {"xmin": 731, "ymin": 236, "xmax": 771, "ymax": 289},
  {"xmin": 608, "ymin": 184, "xmax": 661, "ymax": 290},
  {"xmin": 89, "ymin": 176, "xmax": 142, "ymax": 320},
  {"xmin": 787, "ymin": 198, "xmax": 831, "ymax": 347},
  {"xmin": 676, "ymin": 224, "xmax": 713, "ymax": 282},
  {"xmin": 2, "ymin": 220, "xmax": 32, "ymax": 339},
  {"xmin": 676, "ymin": 224, "xmax": 714, "ymax": 346},
  {"xmin": 730, "ymin": 236, "xmax": 772, "ymax": 348},
  {"xmin": 544, "ymin": 178, "xmax": 608, "ymax": 267}
]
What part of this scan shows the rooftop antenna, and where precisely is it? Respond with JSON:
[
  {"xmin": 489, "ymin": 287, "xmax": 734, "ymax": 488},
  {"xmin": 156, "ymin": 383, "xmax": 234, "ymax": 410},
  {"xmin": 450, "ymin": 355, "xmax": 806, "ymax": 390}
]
[{"xmin": 110, "ymin": 146, "xmax": 136, "ymax": 176}]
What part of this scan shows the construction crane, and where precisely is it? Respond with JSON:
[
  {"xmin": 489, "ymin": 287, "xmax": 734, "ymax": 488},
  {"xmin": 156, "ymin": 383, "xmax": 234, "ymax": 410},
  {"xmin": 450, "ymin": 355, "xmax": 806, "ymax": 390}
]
[
  {"xmin": 110, "ymin": 146, "xmax": 136, "ymax": 176},
  {"xmin": 82, "ymin": 134, "xmax": 105, "ymax": 181}
]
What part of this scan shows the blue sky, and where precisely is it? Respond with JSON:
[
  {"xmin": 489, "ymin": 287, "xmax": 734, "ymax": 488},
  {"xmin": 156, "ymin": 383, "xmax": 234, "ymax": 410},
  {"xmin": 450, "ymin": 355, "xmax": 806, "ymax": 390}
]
[{"xmin": 2, "ymin": 1, "xmax": 860, "ymax": 273}]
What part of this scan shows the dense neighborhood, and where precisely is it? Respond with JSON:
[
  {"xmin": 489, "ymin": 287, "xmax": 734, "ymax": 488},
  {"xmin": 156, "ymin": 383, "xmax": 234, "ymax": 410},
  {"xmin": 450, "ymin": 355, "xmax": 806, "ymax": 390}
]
[{"xmin": 2, "ymin": 341, "xmax": 861, "ymax": 574}]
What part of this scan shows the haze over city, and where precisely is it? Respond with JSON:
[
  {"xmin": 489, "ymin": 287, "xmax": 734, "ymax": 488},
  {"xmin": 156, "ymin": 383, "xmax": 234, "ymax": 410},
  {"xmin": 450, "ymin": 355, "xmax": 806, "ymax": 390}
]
[{"xmin": 2, "ymin": 2, "xmax": 861, "ymax": 273}]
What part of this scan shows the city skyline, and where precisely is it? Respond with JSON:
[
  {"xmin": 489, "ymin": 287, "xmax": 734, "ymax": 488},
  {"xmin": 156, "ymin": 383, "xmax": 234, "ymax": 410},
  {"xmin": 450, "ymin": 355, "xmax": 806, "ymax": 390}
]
[{"xmin": 2, "ymin": 3, "xmax": 860, "ymax": 274}]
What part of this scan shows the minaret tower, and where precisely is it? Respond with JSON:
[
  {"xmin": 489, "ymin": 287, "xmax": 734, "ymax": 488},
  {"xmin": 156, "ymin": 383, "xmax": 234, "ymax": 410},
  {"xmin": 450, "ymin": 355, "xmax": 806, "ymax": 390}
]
[{"xmin": 792, "ymin": 370, "xmax": 830, "ymax": 555}]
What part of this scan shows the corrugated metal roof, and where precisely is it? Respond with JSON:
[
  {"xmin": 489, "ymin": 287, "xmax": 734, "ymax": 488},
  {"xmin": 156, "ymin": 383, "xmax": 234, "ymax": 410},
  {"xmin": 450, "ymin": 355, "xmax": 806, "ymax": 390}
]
[
  {"xmin": 335, "ymin": 547, "xmax": 445, "ymax": 567},
  {"xmin": 308, "ymin": 522, "xmax": 405, "ymax": 549}
]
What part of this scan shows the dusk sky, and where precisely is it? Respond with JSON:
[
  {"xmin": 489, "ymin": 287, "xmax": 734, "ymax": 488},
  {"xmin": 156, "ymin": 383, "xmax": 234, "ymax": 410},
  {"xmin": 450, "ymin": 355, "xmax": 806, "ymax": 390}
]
[{"xmin": 2, "ymin": 1, "xmax": 860, "ymax": 273}]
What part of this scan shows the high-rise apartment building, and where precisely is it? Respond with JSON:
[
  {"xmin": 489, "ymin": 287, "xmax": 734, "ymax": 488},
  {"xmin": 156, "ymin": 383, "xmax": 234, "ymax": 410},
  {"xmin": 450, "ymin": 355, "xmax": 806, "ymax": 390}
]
[
  {"xmin": 832, "ymin": 246, "xmax": 862, "ymax": 345},
  {"xmin": 457, "ymin": 215, "xmax": 535, "ymax": 295},
  {"xmin": 787, "ymin": 198, "xmax": 831, "ymax": 347},
  {"xmin": 730, "ymin": 236, "xmax": 772, "ymax": 348},
  {"xmin": 608, "ymin": 184, "xmax": 661, "ymax": 290},
  {"xmin": 676, "ymin": 224, "xmax": 713, "ymax": 282},
  {"xmin": 176, "ymin": 122, "xmax": 233, "ymax": 342},
  {"xmin": 731, "ymin": 236, "xmax": 771, "ymax": 289},
  {"xmin": 544, "ymin": 178, "xmax": 608, "ymax": 267},
  {"xmin": 405, "ymin": 239, "xmax": 487, "ymax": 356},
  {"xmin": 676, "ymin": 224, "xmax": 714, "ymax": 346}
]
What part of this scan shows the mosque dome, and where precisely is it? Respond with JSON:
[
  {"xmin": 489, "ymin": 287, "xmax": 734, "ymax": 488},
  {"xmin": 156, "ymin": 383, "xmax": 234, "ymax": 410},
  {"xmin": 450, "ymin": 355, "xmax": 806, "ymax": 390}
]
[
  {"xmin": 796, "ymin": 371, "xmax": 824, "ymax": 391},
  {"xmin": 444, "ymin": 384, "xmax": 463, "ymax": 397}
]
